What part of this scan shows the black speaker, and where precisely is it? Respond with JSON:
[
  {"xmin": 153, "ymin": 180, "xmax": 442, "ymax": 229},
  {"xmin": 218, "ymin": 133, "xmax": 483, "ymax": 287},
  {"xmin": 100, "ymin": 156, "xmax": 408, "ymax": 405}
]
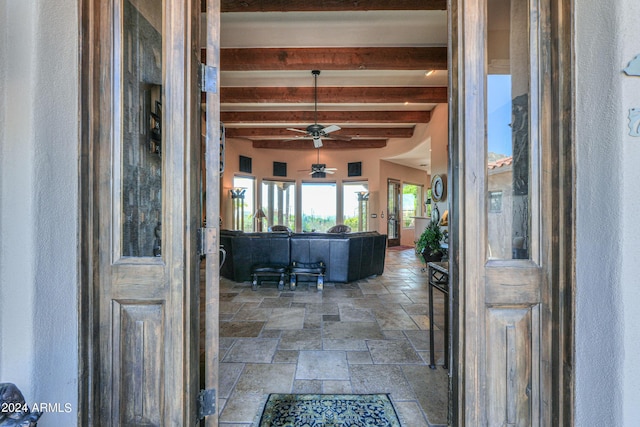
[
  {"xmin": 348, "ymin": 161, "xmax": 362, "ymax": 177},
  {"xmin": 273, "ymin": 161, "xmax": 287, "ymax": 177},
  {"xmin": 239, "ymin": 155, "xmax": 252, "ymax": 173}
]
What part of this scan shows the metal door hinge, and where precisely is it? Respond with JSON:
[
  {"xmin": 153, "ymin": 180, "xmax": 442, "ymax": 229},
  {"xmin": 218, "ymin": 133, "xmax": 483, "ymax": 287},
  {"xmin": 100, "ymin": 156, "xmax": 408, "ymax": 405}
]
[
  {"xmin": 198, "ymin": 388, "xmax": 216, "ymax": 419},
  {"xmin": 200, "ymin": 64, "xmax": 218, "ymax": 93},
  {"xmin": 197, "ymin": 227, "xmax": 217, "ymax": 257}
]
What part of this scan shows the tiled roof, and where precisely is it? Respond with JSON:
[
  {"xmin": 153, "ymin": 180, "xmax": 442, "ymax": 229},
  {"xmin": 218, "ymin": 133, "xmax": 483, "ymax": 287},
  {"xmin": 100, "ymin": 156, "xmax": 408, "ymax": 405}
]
[{"xmin": 487, "ymin": 156, "xmax": 513, "ymax": 170}]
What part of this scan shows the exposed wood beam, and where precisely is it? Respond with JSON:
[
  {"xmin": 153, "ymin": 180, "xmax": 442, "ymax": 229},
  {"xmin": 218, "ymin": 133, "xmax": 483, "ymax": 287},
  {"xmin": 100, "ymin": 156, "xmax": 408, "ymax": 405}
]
[
  {"xmin": 203, "ymin": 0, "xmax": 447, "ymax": 13},
  {"xmin": 221, "ymin": 110, "xmax": 431, "ymax": 124},
  {"xmin": 214, "ymin": 87, "xmax": 447, "ymax": 104},
  {"xmin": 252, "ymin": 139, "xmax": 387, "ymax": 149},
  {"xmin": 226, "ymin": 127, "xmax": 414, "ymax": 139},
  {"xmin": 208, "ymin": 47, "xmax": 447, "ymax": 71}
]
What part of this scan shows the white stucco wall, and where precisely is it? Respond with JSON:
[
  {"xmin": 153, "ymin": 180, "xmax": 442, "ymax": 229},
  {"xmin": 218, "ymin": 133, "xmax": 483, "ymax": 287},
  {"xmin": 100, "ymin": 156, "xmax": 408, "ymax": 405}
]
[
  {"xmin": 0, "ymin": 1, "xmax": 79, "ymax": 426},
  {"xmin": 617, "ymin": 1, "xmax": 640, "ymax": 424},
  {"xmin": 575, "ymin": 0, "xmax": 640, "ymax": 425}
]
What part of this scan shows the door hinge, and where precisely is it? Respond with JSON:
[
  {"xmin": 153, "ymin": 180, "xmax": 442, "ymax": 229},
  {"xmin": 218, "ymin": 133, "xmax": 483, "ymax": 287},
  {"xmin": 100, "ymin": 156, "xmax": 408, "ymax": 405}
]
[
  {"xmin": 197, "ymin": 227, "xmax": 217, "ymax": 257},
  {"xmin": 198, "ymin": 388, "xmax": 216, "ymax": 419},
  {"xmin": 200, "ymin": 64, "xmax": 218, "ymax": 93}
]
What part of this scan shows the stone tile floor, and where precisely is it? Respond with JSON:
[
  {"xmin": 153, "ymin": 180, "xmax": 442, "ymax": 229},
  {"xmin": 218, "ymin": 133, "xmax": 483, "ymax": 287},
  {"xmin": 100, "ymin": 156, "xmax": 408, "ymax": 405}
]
[{"xmin": 215, "ymin": 247, "xmax": 449, "ymax": 427}]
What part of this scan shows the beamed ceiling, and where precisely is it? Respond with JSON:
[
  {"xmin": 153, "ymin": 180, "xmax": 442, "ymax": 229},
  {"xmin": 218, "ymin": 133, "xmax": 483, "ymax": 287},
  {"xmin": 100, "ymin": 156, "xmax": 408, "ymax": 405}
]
[{"xmin": 204, "ymin": 0, "xmax": 448, "ymax": 170}]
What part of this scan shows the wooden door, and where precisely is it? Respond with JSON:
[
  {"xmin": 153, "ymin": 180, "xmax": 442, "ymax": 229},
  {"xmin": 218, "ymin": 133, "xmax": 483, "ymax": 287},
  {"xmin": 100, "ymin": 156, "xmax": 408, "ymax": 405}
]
[
  {"xmin": 449, "ymin": 0, "xmax": 573, "ymax": 425},
  {"xmin": 387, "ymin": 179, "xmax": 401, "ymax": 246},
  {"xmin": 89, "ymin": 0, "xmax": 203, "ymax": 424}
]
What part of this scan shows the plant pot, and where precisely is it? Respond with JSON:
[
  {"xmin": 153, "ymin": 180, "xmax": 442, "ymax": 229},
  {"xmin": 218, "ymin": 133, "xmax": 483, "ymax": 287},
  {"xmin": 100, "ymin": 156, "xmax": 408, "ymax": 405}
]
[{"xmin": 421, "ymin": 248, "xmax": 443, "ymax": 264}]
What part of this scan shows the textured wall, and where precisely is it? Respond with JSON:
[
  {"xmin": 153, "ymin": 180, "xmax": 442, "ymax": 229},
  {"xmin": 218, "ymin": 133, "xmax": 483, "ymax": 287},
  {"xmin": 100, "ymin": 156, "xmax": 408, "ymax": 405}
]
[
  {"xmin": 617, "ymin": 0, "xmax": 640, "ymax": 424},
  {"xmin": 575, "ymin": 0, "xmax": 634, "ymax": 425},
  {"xmin": 0, "ymin": 1, "xmax": 79, "ymax": 426}
]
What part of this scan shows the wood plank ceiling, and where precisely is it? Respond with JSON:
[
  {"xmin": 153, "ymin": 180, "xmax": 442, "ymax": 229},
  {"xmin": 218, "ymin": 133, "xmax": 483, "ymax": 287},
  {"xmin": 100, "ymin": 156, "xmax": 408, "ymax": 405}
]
[{"xmin": 204, "ymin": 0, "xmax": 448, "ymax": 158}]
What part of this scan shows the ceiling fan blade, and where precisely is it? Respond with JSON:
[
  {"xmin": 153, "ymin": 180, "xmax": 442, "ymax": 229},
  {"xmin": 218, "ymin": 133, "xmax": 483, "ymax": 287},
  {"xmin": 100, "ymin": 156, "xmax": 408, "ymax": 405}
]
[
  {"xmin": 324, "ymin": 167, "xmax": 337, "ymax": 171},
  {"xmin": 287, "ymin": 127, "xmax": 308, "ymax": 134},
  {"xmin": 321, "ymin": 124, "xmax": 341, "ymax": 134},
  {"xmin": 324, "ymin": 170, "xmax": 336, "ymax": 174}
]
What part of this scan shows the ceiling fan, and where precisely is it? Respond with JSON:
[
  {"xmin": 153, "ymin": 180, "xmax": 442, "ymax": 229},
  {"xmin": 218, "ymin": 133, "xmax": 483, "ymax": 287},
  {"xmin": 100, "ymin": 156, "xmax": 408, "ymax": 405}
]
[
  {"xmin": 300, "ymin": 148, "xmax": 337, "ymax": 176},
  {"xmin": 287, "ymin": 70, "xmax": 352, "ymax": 148}
]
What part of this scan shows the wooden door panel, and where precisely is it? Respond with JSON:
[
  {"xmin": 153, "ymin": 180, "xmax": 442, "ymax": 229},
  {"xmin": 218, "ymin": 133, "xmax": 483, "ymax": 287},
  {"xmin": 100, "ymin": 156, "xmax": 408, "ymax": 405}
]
[
  {"xmin": 486, "ymin": 305, "xmax": 538, "ymax": 426},
  {"xmin": 485, "ymin": 264, "xmax": 542, "ymax": 304},
  {"xmin": 113, "ymin": 301, "xmax": 165, "ymax": 426},
  {"xmin": 112, "ymin": 266, "xmax": 165, "ymax": 294}
]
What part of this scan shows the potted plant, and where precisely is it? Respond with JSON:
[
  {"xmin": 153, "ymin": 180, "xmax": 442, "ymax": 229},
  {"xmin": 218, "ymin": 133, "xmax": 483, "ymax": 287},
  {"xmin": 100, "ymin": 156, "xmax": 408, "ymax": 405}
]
[{"xmin": 416, "ymin": 220, "xmax": 444, "ymax": 263}]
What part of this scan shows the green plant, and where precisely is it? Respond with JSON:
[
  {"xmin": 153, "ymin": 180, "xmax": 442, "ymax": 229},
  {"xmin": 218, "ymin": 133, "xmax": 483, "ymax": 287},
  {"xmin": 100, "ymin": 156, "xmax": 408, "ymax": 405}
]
[{"xmin": 415, "ymin": 220, "xmax": 444, "ymax": 260}]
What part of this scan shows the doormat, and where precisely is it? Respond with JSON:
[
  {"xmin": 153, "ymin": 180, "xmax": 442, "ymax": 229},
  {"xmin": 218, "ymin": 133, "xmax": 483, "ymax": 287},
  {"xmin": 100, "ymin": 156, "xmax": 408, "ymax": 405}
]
[{"xmin": 257, "ymin": 393, "xmax": 401, "ymax": 426}]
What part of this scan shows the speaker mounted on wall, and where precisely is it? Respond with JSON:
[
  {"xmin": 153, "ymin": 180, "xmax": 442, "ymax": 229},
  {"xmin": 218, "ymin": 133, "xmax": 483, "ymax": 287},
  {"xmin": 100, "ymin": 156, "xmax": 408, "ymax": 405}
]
[
  {"xmin": 273, "ymin": 161, "xmax": 287, "ymax": 177},
  {"xmin": 348, "ymin": 161, "xmax": 362, "ymax": 177},
  {"xmin": 239, "ymin": 155, "xmax": 252, "ymax": 173}
]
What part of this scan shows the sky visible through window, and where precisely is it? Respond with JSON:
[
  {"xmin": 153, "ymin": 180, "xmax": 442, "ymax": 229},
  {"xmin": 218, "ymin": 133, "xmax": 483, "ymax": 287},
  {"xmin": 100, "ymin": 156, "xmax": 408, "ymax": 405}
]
[{"xmin": 487, "ymin": 74, "xmax": 513, "ymax": 157}]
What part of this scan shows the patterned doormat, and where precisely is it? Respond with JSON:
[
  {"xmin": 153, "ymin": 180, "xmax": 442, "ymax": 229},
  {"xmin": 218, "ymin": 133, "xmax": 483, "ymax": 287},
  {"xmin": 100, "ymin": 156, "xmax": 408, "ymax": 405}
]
[{"xmin": 257, "ymin": 393, "xmax": 401, "ymax": 426}]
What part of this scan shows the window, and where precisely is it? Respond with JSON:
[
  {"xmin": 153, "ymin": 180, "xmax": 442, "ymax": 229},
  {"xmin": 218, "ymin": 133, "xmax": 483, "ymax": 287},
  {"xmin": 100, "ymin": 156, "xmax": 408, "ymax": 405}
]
[
  {"xmin": 301, "ymin": 182, "xmax": 336, "ymax": 232},
  {"xmin": 402, "ymin": 183, "xmax": 423, "ymax": 228},
  {"xmin": 261, "ymin": 180, "xmax": 296, "ymax": 231},
  {"xmin": 489, "ymin": 191, "xmax": 503, "ymax": 212},
  {"xmin": 231, "ymin": 176, "xmax": 255, "ymax": 232},
  {"xmin": 343, "ymin": 181, "xmax": 369, "ymax": 232}
]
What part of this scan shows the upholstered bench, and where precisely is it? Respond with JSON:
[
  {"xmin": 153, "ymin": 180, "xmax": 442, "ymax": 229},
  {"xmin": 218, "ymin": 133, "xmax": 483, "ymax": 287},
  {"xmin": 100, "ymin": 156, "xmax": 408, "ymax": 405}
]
[
  {"xmin": 288, "ymin": 261, "xmax": 326, "ymax": 291},
  {"xmin": 251, "ymin": 264, "xmax": 288, "ymax": 291}
]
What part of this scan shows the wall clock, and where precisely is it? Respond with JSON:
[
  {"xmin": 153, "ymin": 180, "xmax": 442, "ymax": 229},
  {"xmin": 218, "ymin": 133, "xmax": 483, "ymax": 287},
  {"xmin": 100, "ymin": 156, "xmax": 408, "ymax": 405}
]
[{"xmin": 431, "ymin": 174, "xmax": 446, "ymax": 202}]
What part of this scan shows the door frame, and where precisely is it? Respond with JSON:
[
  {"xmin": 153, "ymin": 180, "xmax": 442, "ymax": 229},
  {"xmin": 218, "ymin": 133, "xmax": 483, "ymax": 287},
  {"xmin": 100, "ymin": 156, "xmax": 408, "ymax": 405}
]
[
  {"xmin": 78, "ymin": 0, "xmax": 575, "ymax": 424},
  {"xmin": 448, "ymin": 0, "xmax": 574, "ymax": 425}
]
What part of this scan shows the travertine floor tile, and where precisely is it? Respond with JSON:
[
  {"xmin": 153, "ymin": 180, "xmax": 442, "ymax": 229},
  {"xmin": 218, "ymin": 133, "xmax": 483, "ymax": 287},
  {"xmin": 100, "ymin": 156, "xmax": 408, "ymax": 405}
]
[
  {"xmin": 222, "ymin": 338, "xmax": 278, "ymax": 363},
  {"xmin": 367, "ymin": 339, "xmax": 424, "ymax": 364},
  {"xmin": 296, "ymin": 350, "xmax": 349, "ymax": 380},
  {"xmin": 215, "ymin": 248, "xmax": 448, "ymax": 426}
]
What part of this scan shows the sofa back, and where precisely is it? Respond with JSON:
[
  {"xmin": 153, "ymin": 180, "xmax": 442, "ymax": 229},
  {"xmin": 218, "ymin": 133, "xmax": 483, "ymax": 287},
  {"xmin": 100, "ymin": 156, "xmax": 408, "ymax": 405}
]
[
  {"xmin": 220, "ymin": 231, "xmax": 290, "ymax": 282},
  {"xmin": 289, "ymin": 233, "xmax": 351, "ymax": 282},
  {"xmin": 220, "ymin": 230, "xmax": 387, "ymax": 283},
  {"xmin": 346, "ymin": 232, "xmax": 388, "ymax": 281}
]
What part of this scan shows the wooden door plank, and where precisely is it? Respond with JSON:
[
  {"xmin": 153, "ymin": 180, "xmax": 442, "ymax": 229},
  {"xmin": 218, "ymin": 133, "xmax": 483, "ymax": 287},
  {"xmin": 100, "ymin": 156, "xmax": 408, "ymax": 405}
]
[{"xmin": 204, "ymin": 0, "xmax": 222, "ymax": 426}]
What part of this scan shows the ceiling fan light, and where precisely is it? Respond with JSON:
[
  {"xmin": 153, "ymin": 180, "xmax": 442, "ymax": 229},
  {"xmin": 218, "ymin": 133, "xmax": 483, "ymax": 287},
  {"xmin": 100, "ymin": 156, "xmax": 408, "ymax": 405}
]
[{"xmin": 313, "ymin": 137, "xmax": 323, "ymax": 148}]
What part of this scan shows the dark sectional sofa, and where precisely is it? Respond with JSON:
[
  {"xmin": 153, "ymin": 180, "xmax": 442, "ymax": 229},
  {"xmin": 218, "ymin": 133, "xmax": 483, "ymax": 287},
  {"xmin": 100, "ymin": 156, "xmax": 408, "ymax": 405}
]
[{"xmin": 220, "ymin": 230, "xmax": 387, "ymax": 283}]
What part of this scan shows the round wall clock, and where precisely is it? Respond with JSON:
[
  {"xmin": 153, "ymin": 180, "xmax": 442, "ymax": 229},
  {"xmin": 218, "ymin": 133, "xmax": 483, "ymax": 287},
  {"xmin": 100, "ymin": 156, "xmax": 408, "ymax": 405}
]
[{"xmin": 431, "ymin": 174, "xmax": 446, "ymax": 202}]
